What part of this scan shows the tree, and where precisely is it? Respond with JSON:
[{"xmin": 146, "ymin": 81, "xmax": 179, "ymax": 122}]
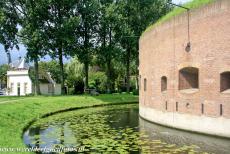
[
  {"xmin": 75, "ymin": 0, "xmax": 100, "ymax": 90},
  {"xmin": 65, "ymin": 57, "xmax": 84, "ymax": 94},
  {"xmin": 1, "ymin": 0, "xmax": 172, "ymax": 95},
  {"xmin": 1, "ymin": 1, "xmax": 45, "ymax": 95},
  {"xmin": 0, "ymin": 0, "xmax": 20, "ymax": 64},
  {"xmin": 39, "ymin": 61, "xmax": 64, "ymax": 84},
  {"xmin": 3, "ymin": 0, "xmax": 81, "ymax": 95},
  {"xmin": 30, "ymin": 0, "xmax": 80, "ymax": 94},
  {"xmin": 20, "ymin": 26, "xmax": 47, "ymax": 96},
  {"xmin": 0, "ymin": 64, "xmax": 9, "ymax": 88},
  {"xmin": 114, "ymin": 0, "xmax": 171, "ymax": 92},
  {"xmin": 17, "ymin": 0, "xmax": 50, "ymax": 95},
  {"xmin": 96, "ymin": 1, "xmax": 121, "ymax": 93},
  {"xmin": 131, "ymin": 0, "xmax": 172, "ymax": 90}
]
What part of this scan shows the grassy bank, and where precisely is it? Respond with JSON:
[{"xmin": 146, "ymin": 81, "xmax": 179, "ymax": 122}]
[
  {"xmin": 142, "ymin": 0, "xmax": 215, "ymax": 36},
  {"xmin": 0, "ymin": 94, "xmax": 138, "ymax": 152}
]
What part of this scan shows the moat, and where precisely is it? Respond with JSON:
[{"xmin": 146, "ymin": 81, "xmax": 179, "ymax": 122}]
[{"xmin": 23, "ymin": 104, "xmax": 230, "ymax": 154}]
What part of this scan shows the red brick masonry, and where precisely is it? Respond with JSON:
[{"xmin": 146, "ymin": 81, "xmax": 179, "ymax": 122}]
[{"xmin": 139, "ymin": 0, "xmax": 230, "ymax": 136}]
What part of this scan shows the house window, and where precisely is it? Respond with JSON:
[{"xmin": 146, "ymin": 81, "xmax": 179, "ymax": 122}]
[
  {"xmin": 161, "ymin": 76, "xmax": 167, "ymax": 92},
  {"xmin": 10, "ymin": 83, "xmax": 14, "ymax": 92},
  {"xmin": 144, "ymin": 78, "xmax": 147, "ymax": 91},
  {"xmin": 179, "ymin": 67, "xmax": 199, "ymax": 92},
  {"xmin": 24, "ymin": 83, "xmax": 28, "ymax": 94},
  {"xmin": 220, "ymin": 72, "xmax": 230, "ymax": 93},
  {"xmin": 17, "ymin": 83, "xmax": 20, "ymax": 96}
]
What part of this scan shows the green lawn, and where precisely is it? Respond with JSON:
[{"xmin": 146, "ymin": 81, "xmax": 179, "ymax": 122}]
[
  {"xmin": 0, "ymin": 96, "xmax": 27, "ymax": 103},
  {"xmin": 0, "ymin": 94, "xmax": 138, "ymax": 153}
]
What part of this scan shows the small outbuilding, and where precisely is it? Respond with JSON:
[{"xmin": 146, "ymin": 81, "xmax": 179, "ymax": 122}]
[{"xmin": 6, "ymin": 58, "xmax": 61, "ymax": 96}]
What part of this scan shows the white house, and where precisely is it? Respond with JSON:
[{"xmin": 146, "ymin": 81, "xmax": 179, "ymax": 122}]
[{"xmin": 7, "ymin": 58, "xmax": 61, "ymax": 96}]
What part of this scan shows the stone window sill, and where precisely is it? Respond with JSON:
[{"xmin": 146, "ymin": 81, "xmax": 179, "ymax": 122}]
[
  {"xmin": 221, "ymin": 89, "xmax": 230, "ymax": 94},
  {"xmin": 179, "ymin": 88, "xmax": 199, "ymax": 94}
]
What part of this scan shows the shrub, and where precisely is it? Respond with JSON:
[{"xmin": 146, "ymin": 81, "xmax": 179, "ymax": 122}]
[
  {"xmin": 89, "ymin": 72, "xmax": 107, "ymax": 93},
  {"xmin": 132, "ymin": 89, "xmax": 139, "ymax": 95},
  {"xmin": 68, "ymin": 88, "xmax": 75, "ymax": 95}
]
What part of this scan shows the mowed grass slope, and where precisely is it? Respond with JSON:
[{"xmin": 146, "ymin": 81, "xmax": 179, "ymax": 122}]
[
  {"xmin": 142, "ymin": 0, "xmax": 215, "ymax": 36},
  {"xmin": 0, "ymin": 94, "xmax": 138, "ymax": 152},
  {"xmin": 0, "ymin": 96, "xmax": 27, "ymax": 103}
]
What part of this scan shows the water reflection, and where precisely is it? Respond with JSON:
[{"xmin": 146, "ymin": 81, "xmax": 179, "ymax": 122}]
[
  {"xmin": 23, "ymin": 104, "xmax": 230, "ymax": 154},
  {"xmin": 139, "ymin": 117, "xmax": 230, "ymax": 154},
  {"xmin": 107, "ymin": 107, "xmax": 139, "ymax": 129}
]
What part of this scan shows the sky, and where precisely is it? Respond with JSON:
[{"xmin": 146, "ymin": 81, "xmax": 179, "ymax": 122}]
[
  {"xmin": 173, "ymin": 0, "xmax": 192, "ymax": 4},
  {"xmin": 0, "ymin": 0, "xmax": 191, "ymax": 65}
]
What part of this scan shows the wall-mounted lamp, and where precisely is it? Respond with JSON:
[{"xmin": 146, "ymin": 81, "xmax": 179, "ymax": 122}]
[{"xmin": 167, "ymin": 2, "xmax": 191, "ymax": 52}]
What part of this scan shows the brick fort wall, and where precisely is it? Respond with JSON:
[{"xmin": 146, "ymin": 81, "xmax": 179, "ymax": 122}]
[{"xmin": 139, "ymin": 0, "xmax": 230, "ymax": 135}]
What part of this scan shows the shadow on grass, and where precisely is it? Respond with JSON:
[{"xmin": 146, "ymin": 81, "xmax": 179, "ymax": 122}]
[{"xmin": 90, "ymin": 93, "xmax": 139, "ymax": 104}]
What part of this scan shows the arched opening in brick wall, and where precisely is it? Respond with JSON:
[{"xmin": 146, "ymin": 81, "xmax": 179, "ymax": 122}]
[
  {"xmin": 161, "ymin": 76, "xmax": 167, "ymax": 92},
  {"xmin": 220, "ymin": 72, "xmax": 230, "ymax": 93},
  {"xmin": 179, "ymin": 67, "xmax": 199, "ymax": 92}
]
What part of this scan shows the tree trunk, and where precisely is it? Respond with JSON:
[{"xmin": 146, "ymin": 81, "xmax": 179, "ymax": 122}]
[
  {"xmin": 136, "ymin": 73, "xmax": 139, "ymax": 90},
  {"xmin": 126, "ymin": 47, "xmax": 131, "ymax": 92},
  {"xmin": 34, "ymin": 57, "xmax": 41, "ymax": 95},
  {"xmin": 84, "ymin": 61, "xmax": 89, "ymax": 90},
  {"xmin": 106, "ymin": 27, "xmax": 113, "ymax": 93},
  {"xmin": 106, "ymin": 59, "xmax": 112, "ymax": 93},
  {"xmin": 83, "ymin": 21, "xmax": 89, "ymax": 92},
  {"xmin": 58, "ymin": 47, "xmax": 65, "ymax": 95},
  {"xmin": 136, "ymin": 43, "xmax": 139, "ymax": 90}
]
